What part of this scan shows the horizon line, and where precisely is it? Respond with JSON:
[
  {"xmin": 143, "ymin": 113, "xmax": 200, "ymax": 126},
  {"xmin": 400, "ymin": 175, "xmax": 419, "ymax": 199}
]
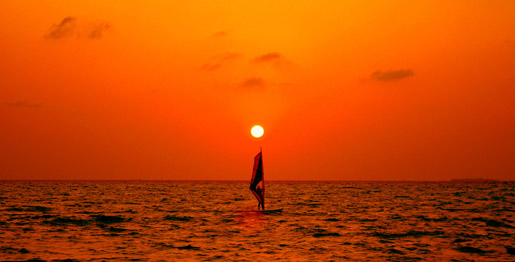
[{"xmin": 0, "ymin": 178, "xmax": 512, "ymax": 182}]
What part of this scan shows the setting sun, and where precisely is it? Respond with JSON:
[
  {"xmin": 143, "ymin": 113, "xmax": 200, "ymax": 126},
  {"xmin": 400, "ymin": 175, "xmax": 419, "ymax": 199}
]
[{"xmin": 251, "ymin": 125, "xmax": 264, "ymax": 138}]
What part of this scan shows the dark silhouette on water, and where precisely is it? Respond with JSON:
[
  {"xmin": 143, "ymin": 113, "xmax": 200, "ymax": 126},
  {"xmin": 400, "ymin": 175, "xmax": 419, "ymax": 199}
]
[
  {"xmin": 249, "ymin": 148, "xmax": 265, "ymax": 210},
  {"xmin": 255, "ymin": 186, "xmax": 264, "ymax": 210}
]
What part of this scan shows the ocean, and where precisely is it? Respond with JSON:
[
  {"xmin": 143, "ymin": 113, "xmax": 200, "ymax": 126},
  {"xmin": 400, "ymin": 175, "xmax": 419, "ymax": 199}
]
[{"xmin": 0, "ymin": 180, "xmax": 513, "ymax": 261}]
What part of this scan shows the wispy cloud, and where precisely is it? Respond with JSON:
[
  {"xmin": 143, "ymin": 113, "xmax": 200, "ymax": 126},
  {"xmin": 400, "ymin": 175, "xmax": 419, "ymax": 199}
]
[
  {"xmin": 210, "ymin": 31, "xmax": 229, "ymax": 38},
  {"xmin": 252, "ymin": 52, "xmax": 282, "ymax": 64},
  {"xmin": 199, "ymin": 52, "xmax": 241, "ymax": 71},
  {"xmin": 45, "ymin": 16, "xmax": 77, "ymax": 39},
  {"xmin": 87, "ymin": 22, "xmax": 111, "ymax": 39},
  {"xmin": 6, "ymin": 101, "xmax": 42, "ymax": 109},
  {"xmin": 241, "ymin": 77, "xmax": 265, "ymax": 89},
  {"xmin": 45, "ymin": 16, "xmax": 111, "ymax": 40},
  {"xmin": 370, "ymin": 69, "xmax": 414, "ymax": 81}
]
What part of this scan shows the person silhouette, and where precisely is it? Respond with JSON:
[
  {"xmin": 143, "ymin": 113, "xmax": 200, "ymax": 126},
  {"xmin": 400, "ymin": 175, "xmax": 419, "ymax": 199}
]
[{"xmin": 256, "ymin": 186, "xmax": 264, "ymax": 210}]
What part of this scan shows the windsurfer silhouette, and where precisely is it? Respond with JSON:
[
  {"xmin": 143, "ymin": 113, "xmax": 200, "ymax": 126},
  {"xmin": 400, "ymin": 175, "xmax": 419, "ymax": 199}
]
[
  {"xmin": 250, "ymin": 149, "xmax": 264, "ymax": 210},
  {"xmin": 256, "ymin": 186, "xmax": 264, "ymax": 210}
]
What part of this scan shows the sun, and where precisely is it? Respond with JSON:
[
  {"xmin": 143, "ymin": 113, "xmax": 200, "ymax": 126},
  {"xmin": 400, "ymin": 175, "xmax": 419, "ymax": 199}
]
[{"xmin": 251, "ymin": 125, "xmax": 264, "ymax": 138}]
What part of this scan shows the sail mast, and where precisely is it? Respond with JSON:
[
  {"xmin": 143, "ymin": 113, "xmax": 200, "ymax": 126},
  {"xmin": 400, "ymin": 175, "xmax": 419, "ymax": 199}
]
[{"xmin": 261, "ymin": 147, "xmax": 264, "ymax": 210}]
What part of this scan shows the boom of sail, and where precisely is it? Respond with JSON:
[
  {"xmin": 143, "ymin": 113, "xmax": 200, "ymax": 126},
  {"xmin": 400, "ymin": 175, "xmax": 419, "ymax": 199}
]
[{"xmin": 249, "ymin": 149, "xmax": 264, "ymax": 210}]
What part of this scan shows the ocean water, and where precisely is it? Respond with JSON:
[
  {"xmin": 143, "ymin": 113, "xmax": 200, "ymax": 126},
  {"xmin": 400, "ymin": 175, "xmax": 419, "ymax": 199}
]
[{"xmin": 0, "ymin": 180, "xmax": 514, "ymax": 261}]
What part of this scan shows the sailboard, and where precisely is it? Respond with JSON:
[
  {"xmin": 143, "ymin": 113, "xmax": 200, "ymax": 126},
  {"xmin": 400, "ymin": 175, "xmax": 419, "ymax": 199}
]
[{"xmin": 249, "ymin": 148, "xmax": 265, "ymax": 210}]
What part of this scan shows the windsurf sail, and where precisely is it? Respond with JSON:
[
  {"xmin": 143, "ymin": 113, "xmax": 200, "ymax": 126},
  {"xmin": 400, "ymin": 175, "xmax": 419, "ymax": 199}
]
[{"xmin": 249, "ymin": 148, "xmax": 264, "ymax": 210}]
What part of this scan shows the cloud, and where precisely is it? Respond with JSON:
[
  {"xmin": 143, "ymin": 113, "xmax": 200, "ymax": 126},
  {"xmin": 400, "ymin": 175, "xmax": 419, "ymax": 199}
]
[
  {"xmin": 210, "ymin": 31, "xmax": 229, "ymax": 38},
  {"xmin": 45, "ymin": 16, "xmax": 77, "ymax": 39},
  {"xmin": 252, "ymin": 52, "xmax": 282, "ymax": 63},
  {"xmin": 219, "ymin": 52, "xmax": 240, "ymax": 61},
  {"xmin": 6, "ymin": 101, "xmax": 42, "ymax": 108},
  {"xmin": 87, "ymin": 22, "xmax": 111, "ymax": 39},
  {"xmin": 199, "ymin": 52, "xmax": 241, "ymax": 71},
  {"xmin": 241, "ymin": 77, "xmax": 265, "ymax": 88},
  {"xmin": 45, "ymin": 17, "xmax": 111, "ymax": 40},
  {"xmin": 370, "ymin": 69, "xmax": 414, "ymax": 81}
]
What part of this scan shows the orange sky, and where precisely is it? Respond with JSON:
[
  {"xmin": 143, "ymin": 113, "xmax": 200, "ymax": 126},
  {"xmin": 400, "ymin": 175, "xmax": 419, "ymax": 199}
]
[{"xmin": 1, "ymin": 1, "xmax": 514, "ymax": 180}]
